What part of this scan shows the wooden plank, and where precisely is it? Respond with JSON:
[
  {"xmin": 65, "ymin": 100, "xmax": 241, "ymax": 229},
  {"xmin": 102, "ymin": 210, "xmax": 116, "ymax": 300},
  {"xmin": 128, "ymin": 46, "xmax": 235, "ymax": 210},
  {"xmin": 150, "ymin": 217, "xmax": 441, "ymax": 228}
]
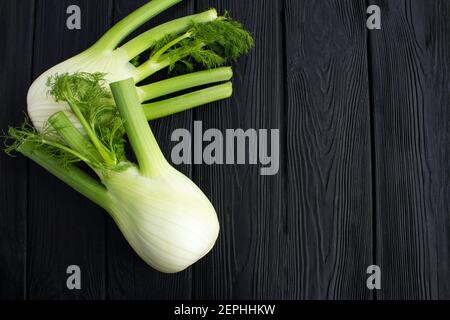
[
  {"xmin": 27, "ymin": 0, "xmax": 112, "ymax": 299},
  {"xmin": 284, "ymin": 0, "xmax": 373, "ymax": 299},
  {"xmin": 369, "ymin": 0, "xmax": 450, "ymax": 299},
  {"xmin": 0, "ymin": 0, "xmax": 35, "ymax": 300},
  {"xmin": 106, "ymin": 0, "xmax": 193, "ymax": 300},
  {"xmin": 193, "ymin": 0, "xmax": 284, "ymax": 299}
]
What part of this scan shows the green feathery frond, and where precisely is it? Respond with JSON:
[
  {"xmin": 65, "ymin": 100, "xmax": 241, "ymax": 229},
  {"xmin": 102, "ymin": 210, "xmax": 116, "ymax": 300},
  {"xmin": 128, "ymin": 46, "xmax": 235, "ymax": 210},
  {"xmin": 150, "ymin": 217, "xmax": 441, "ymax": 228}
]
[
  {"xmin": 4, "ymin": 117, "xmax": 87, "ymax": 168},
  {"xmin": 47, "ymin": 73, "xmax": 126, "ymax": 164},
  {"xmin": 47, "ymin": 72, "xmax": 111, "ymax": 113},
  {"xmin": 149, "ymin": 13, "xmax": 253, "ymax": 74}
]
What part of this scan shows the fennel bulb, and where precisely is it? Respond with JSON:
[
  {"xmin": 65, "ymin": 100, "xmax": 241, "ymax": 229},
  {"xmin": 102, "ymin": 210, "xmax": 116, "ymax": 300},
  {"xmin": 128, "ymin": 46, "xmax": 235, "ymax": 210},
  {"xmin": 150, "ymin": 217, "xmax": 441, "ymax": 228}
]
[
  {"xmin": 105, "ymin": 165, "xmax": 219, "ymax": 273},
  {"xmin": 28, "ymin": 0, "xmax": 253, "ymax": 132}
]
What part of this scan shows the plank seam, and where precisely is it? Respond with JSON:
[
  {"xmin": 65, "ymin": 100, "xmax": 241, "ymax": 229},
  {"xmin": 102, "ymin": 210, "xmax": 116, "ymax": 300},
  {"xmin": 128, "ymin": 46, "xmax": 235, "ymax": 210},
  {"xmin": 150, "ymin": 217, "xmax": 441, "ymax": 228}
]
[{"xmin": 365, "ymin": 0, "xmax": 377, "ymax": 301}]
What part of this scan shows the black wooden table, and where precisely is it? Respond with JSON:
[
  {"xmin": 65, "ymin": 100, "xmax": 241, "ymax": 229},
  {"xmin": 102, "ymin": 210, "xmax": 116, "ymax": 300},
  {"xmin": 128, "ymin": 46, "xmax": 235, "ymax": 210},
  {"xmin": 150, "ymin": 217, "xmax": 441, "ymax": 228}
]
[{"xmin": 0, "ymin": 0, "xmax": 449, "ymax": 300}]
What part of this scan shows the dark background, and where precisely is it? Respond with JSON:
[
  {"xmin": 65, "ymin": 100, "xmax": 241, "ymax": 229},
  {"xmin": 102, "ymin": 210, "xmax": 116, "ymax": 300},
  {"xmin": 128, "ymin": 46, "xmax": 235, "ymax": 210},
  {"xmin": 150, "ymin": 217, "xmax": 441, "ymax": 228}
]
[{"xmin": 0, "ymin": 0, "xmax": 449, "ymax": 300}]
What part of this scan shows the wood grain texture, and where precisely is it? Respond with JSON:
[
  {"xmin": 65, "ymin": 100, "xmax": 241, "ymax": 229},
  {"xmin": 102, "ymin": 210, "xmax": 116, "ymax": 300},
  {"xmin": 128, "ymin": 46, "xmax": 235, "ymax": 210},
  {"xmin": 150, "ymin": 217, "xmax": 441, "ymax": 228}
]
[
  {"xmin": 27, "ymin": 0, "xmax": 112, "ymax": 300},
  {"xmin": 2, "ymin": 0, "xmax": 450, "ymax": 301},
  {"xmin": 284, "ymin": 0, "xmax": 373, "ymax": 299},
  {"xmin": 0, "ymin": 0, "xmax": 35, "ymax": 300},
  {"xmin": 106, "ymin": 0, "xmax": 193, "ymax": 300},
  {"xmin": 193, "ymin": 0, "xmax": 284, "ymax": 299},
  {"xmin": 369, "ymin": 0, "xmax": 450, "ymax": 299}
]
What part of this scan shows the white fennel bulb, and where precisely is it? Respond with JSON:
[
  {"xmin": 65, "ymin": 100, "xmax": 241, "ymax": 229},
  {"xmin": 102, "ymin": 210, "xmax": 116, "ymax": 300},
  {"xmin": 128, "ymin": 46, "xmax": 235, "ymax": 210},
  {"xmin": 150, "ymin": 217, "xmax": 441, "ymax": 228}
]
[{"xmin": 104, "ymin": 165, "xmax": 219, "ymax": 273}]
